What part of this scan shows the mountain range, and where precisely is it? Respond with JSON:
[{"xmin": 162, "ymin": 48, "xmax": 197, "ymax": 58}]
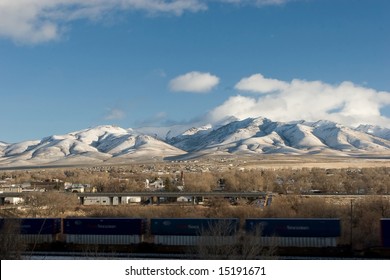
[{"xmin": 1, "ymin": 117, "xmax": 390, "ymax": 167}]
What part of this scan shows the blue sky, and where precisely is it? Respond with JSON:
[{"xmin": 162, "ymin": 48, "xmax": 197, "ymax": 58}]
[{"xmin": 1, "ymin": 0, "xmax": 389, "ymax": 143}]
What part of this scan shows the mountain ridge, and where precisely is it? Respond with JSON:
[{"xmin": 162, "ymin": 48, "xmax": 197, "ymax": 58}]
[{"xmin": 1, "ymin": 117, "xmax": 390, "ymax": 167}]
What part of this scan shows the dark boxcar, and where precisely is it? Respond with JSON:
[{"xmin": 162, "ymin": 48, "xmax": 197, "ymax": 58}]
[
  {"xmin": 151, "ymin": 218, "xmax": 239, "ymax": 236},
  {"xmin": 0, "ymin": 218, "xmax": 62, "ymax": 234},
  {"xmin": 245, "ymin": 218, "xmax": 341, "ymax": 237},
  {"xmin": 0, "ymin": 218, "xmax": 61, "ymax": 234},
  {"xmin": 63, "ymin": 218, "xmax": 146, "ymax": 235},
  {"xmin": 20, "ymin": 218, "xmax": 61, "ymax": 234},
  {"xmin": 381, "ymin": 219, "xmax": 390, "ymax": 247},
  {"xmin": 0, "ymin": 218, "xmax": 61, "ymax": 244}
]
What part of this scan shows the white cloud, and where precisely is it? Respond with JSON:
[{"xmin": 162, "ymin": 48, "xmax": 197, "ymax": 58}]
[
  {"xmin": 105, "ymin": 108, "xmax": 126, "ymax": 120},
  {"xmin": 0, "ymin": 0, "xmax": 207, "ymax": 44},
  {"xmin": 235, "ymin": 73, "xmax": 289, "ymax": 93},
  {"xmin": 169, "ymin": 71, "xmax": 220, "ymax": 93},
  {"xmin": 0, "ymin": 0, "xmax": 296, "ymax": 44},
  {"xmin": 207, "ymin": 73, "xmax": 390, "ymax": 127}
]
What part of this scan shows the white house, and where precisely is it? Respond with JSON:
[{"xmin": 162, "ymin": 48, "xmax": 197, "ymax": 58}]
[{"xmin": 145, "ymin": 178, "xmax": 165, "ymax": 191}]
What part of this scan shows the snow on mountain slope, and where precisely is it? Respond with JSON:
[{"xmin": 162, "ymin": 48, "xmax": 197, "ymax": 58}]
[
  {"xmin": 356, "ymin": 125, "xmax": 390, "ymax": 141},
  {"xmin": 135, "ymin": 124, "xmax": 194, "ymax": 141},
  {"xmin": 135, "ymin": 116, "xmax": 239, "ymax": 141},
  {"xmin": 0, "ymin": 141, "xmax": 8, "ymax": 156},
  {"xmin": 311, "ymin": 121, "xmax": 390, "ymax": 152},
  {"xmin": 168, "ymin": 118, "xmax": 308, "ymax": 154},
  {"xmin": 169, "ymin": 118, "xmax": 262, "ymax": 152},
  {"xmin": 73, "ymin": 125, "xmax": 130, "ymax": 145},
  {"xmin": 182, "ymin": 124, "xmax": 213, "ymax": 136},
  {"xmin": 0, "ymin": 125, "xmax": 185, "ymax": 167},
  {"xmin": 273, "ymin": 123, "xmax": 326, "ymax": 149},
  {"xmin": 106, "ymin": 134, "xmax": 186, "ymax": 160},
  {"xmin": 1, "ymin": 118, "xmax": 390, "ymax": 167},
  {"xmin": 168, "ymin": 117, "xmax": 390, "ymax": 156},
  {"xmin": 2, "ymin": 140, "xmax": 36, "ymax": 155}
]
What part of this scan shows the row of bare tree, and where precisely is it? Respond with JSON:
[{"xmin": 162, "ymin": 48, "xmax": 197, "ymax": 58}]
[{"xmin": 2, "ymin": 166, "xmax": 390, "ymax": 194}]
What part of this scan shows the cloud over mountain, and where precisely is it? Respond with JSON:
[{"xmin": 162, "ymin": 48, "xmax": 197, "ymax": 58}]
[
  {"xmin": 207, "ymin": 74, "xmax": 390, "ymax": 128},
  {"xmin": 105, "ymin": 108, "xmax": 126, "ymax": 120},
  {"xmin": 235, "ymin": 73, "xmax": 289, "ymax": 93}
]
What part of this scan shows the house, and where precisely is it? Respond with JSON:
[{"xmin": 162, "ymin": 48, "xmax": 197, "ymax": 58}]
[
  {"xmin": 5, "ymin": 197, "xmax": 24, "ymax": 204},
  {"xmin": 145, "ymin": 178, "xmax": 165, "ymax": 191},
  {"xmin": 0, "ymin": 184, "xmax": 23, "ymax": 193},
  {"xmin": 177, "ymin": 196, "xmax": 192, "ymax": 203},
  {"xmin": 65, "ymin": 183, "xmax": 92, "ymax": 193}
]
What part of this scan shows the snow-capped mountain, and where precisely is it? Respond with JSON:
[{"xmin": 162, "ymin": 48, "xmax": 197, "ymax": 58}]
[
  {"xmin": 168, "ymin": 117, "xmax": 390, "ymax": 156},
  {"xmin": 1, "ymin": 118, "xmax": 390, "ymax": 167},
  {"xmin": 0, "ymin": 125, "xmax": 186, "ymax": 167}
]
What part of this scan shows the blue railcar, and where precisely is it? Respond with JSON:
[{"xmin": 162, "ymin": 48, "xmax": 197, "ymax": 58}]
[
  {"xmin": 63, "ymin": 217, "xmax": 146, "ymax": 244},
  {"xmin": 381, "ymin": 219, "xmax": 390, "ymax": 247},
  {"xmin": 19, "ymin": 218, "xmax": 62, "ymax": 235},
  {"xmin": 245, "ymin": 218, "xmax": 341, "ymax": 247},
  {"xmin": 0, "ymin": 218, "xmax": 61, "ymax": 243},
  {"xmin": 63, "ymin": 218, "xmax": 146, "ymax": 235},
  {"xmin": 151, "ymin": 218, "xmax": 239, "ymax": 236},
  {"xmin": 151, "ymin": 218, "xmax": 240, "ymax": 246},
  {"xmin": 0, "ymin": 218, "xmax": 61, "ymax": 235},
  {"xmin": 245, "ymin": 218, "xmax": 341, "ymax": 237}
]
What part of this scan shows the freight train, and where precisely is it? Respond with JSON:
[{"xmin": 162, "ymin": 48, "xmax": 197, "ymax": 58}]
[{"xmin": 0, "ymin": 217, "xmax": 389, "ymax": 254}]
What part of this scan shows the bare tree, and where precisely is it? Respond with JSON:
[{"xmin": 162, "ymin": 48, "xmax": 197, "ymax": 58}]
[
  {"xmin": 194, "ymin": 220, "xmax": 277, "ymax": 259},
  {"xmin": 0, "ymin": 219, "xmax": 26, "ymax": 259}
]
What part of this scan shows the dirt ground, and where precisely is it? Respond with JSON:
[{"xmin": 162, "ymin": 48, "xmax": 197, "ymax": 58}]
[{"xmin": 234, "ymin": 155, "xmax": 390, "ymax": 170}]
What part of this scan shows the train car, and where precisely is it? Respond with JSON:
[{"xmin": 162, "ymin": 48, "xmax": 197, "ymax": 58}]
[
  {"xmin": 63, "ymin": 217, "xmax": 146, "ymax": 245},
  {"xmin": 245, "ymin": 218, "xmax": 341, "ymax": 247},
  {"xmin": 380, "ymin": 218, "xmax": 390, "ymax": 247},
  {"xmin": 150, "ymin": 218, "xmax": 240, "ymax": 246},
  {"xmin": 0, "ymin": 218, "xmax": 61, "ymax": 243}
]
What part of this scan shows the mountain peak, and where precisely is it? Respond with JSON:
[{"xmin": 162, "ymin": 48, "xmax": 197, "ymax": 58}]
[
  {"xmin": 310, "ymin": 119, "xmax": 339, "ymax": 128},
  {"xmin": 83, "ymin": 124, "xmax": 129, "ymax": 134},
  {"xmin": 182, "ymin": 124, "xmax": 212, "ymax": 136}
]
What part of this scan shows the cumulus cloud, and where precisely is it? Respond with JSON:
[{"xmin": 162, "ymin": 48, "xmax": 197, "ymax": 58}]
[
  {"xmin": 105, "ymin": 108, "xmax": 126, "ymax": 120},
  {"xmin": 235, "ymin": 73, "xmax": 289, "ymax": 93},
  {"xmin": 208, "ymin": 73, "xmax": 390, "ymax": 127},
  {"xmin": 169, "ymin": 71, "xmax": 220, "ymax": 93},
  {"xmin": 0, "ymin": 0, "xmax": 207, "ymax": 44}
]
